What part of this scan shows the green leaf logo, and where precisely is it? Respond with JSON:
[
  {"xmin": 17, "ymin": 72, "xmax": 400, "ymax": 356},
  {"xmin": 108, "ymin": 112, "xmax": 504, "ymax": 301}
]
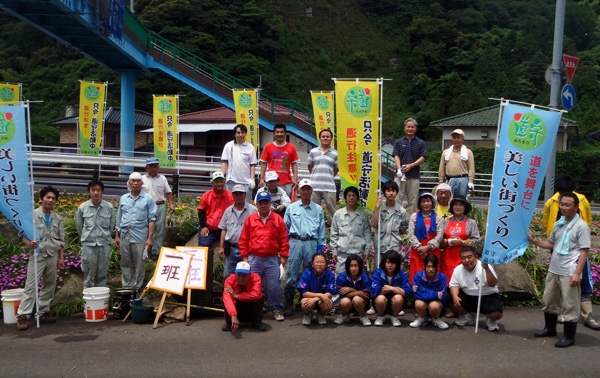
[
  {"xmin": 508, "ymin": 112, "xmax": 546, "ymax": 150},
  {"xmin": 344, "ymin": 86, "xmax": 372, "ymax": 118},
  {"xmin": 158, "ymin": 99, "xmax": 173, "ymax": 114},
  {"xmin": 0, "ymin": 87, "xmax": 15, "ymax": 102},
  {"xmin": 238, "ymin": 93, "xmax": 253, "ymax": 109},
  {"xmin": 84, "ymin": 85, "xmax": 101, "ymax": 101}
]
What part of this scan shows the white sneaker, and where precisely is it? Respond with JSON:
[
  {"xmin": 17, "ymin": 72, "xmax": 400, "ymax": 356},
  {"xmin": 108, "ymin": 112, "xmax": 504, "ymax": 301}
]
[
  {"xmin": 273, "ymin": 309, "xmax": 284, "ymax": 322},
  {"xmin": 367, "ymin": 306, "xmax": 376, "ymax": 315},
  {"xmin": 410, "ymin": 316, "xmax": 427, "ymax": 328},
  {"xmin": 398, "ymin": 310, "xmax": 405, "ymax": 316},
  {"xmin": 391, "ymin": 316, "xmax": 402, "ymax": 327},
  {"xmin": 317, "ymin": 314, "xmax": 327, "ymax": 325},
  {"xmin": 302, "ymin": 314, "xmax": 312, "ymax": 326},
  {"xmin": 432, "ymin": 317, "xmax": 449, "ymax": 330},
  {"xmin": 360, "ymin": 315, "xmax": 372, "ymax": 326},
  {"xmin": 455, "ymin": 313, "xmax": 475, "ymax": 326},
  {"xmin": 374, "ymin": 315, "xmax": 385, "ymax": 326},
  {"xmin": 334, "ymin": 314, "xmax": 350, "ymax": 325},
  {"xmin": 486, "ymin": 317, "xmax": 500, "ymax": 332}
]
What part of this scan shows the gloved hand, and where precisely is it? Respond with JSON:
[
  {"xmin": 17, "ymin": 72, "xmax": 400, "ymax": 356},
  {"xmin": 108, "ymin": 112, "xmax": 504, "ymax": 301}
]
[
  {"xmin": 248, "ymin": 179, "xmax": 256, "ymax": 190},
  {"xmin": 316, "ymin": 245, "xmax": 324, "ymax": 253},
  {"xmin": 396, "ymin": 169, "xmax": 406, "ymax": 181},
  {"xmin": 279, "ymin": 264, "xmax": 287, "ymax": 283},
  {"xmin": 468, "ymin": 182, "xmax": 474, "ymax": 191},
  {"xmin": 142, "ymin": 246, "xmax": 149, "ymax": 262}
]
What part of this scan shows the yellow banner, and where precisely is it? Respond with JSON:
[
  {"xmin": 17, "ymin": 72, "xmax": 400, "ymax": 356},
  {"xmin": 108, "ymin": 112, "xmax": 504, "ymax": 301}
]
[
  {"xmin": 233, "ymin": 89, "xmax": 259, "ymax": 151},
  {"xmin": 0, "ymin": 83, "xmax": 20, "ymax": 105},
  {"xmin": 334, "ymin": 80, "xmax": 380, "ymax": 210},
  {"xmin": 153, "ymin": 95, "xmax": 178, "ymax": 168},
  {"xmin": 79, "ymin": 81, "xmax": 107, "ymax": 155},
  {"xmin": 311, "ymin": 91, "xmax": 335, "ymax": 145}
]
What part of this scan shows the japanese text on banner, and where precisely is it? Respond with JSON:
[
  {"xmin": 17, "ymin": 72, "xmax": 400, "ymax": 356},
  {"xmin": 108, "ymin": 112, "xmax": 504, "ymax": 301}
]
[
  {"xmin": 233, "ymin": 89, "xmax": 259, "ymax": 152},
  {"xmin": 79, "ymin": 81, "xmax": 107, "ymax": 155},
  {"xmin": 311, "ymin": 91, "xmax": 335, "ymax": 145},
  {"xmin": 153, "ymin": 95, "xmax": 178, "ymax": 168}
]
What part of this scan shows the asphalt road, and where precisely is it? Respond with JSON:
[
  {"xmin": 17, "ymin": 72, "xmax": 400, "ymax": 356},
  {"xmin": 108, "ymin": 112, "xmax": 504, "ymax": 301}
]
[{"xmin": 1, "ymin": 306, "xmax": 599, "ymax": 378}]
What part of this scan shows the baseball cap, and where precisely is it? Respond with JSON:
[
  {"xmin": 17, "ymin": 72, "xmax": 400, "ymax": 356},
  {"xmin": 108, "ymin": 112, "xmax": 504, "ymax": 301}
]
[
  {"xmin": 451, "ymin": 129, "xmax": 465, "ymax": 136},
  {"xmin": 234, "ymin": 261, "xmax": 251, "ymax": 274},
  {"xmin": 298, "ymin": 179, "xmax": 313, "ymax": 188},
  {"xmin": 231, "ymin": 184, "xmax": 246, "ymax": 193},
  {"xmin": 211, "ymin": 171, "xmax": 226, "ymax": 182},
  {"xmin": 265, "ymin": 171, "xmax": 279, "ymax": 182},
  {"xmin": 256, "ymin": 191, "xmax": 271, "ymax": 202},
  {"xmin": 145, "ymin": 157, "xmax": 160, "ymax": 165}
]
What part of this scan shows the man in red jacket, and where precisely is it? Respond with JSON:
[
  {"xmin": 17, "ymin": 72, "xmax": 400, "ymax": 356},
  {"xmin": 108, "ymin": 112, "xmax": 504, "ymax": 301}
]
[
  {"xmin": 222, "ymin": 261, "xmax": 265, "ymax": 332},
  {"xmin": 239, "ymin": 191, "xmax": 290, "ymax": 321}
]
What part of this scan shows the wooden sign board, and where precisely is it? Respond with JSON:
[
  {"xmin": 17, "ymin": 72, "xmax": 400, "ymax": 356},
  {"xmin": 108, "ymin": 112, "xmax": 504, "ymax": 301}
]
[
  {"xmin": 176, "ymin": 246, "xmax": 209, "ymax": 290},
  {"xmin": 150, "ymin": 247, "xmax": 193, "ymax": 295}
]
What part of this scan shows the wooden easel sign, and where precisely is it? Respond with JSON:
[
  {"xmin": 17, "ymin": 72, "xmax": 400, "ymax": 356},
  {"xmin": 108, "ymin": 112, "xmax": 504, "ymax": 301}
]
[
  {"xmin": 149, "ymin": 247, "xmax": 193, "ymax": 328},
  {"xmin": 176, "ymin": 246, "xmax": 209, "ymax": 324}
]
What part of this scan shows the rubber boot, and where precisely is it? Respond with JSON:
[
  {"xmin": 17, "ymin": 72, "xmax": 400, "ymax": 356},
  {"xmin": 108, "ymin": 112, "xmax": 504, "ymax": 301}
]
[
  {"xmin": 284, "ymin": 288, "xmax": 295, "ymax": 317},
  {"xmin": 581, "ymin": 301, "xmax": 600, "ymax": 330},
  {"xmin": 534, "ymin": 313, "xmax": 557, "ymax": 337},
  {"xmin": 555, "ymin": 321, "xmax": 577, "ymax": 348}
]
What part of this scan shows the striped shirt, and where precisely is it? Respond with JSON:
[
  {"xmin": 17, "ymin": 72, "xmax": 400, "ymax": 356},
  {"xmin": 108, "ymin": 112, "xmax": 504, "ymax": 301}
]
[{"xmin": 307, "ymin": 146, "xmax": 338, "ymax": 193}]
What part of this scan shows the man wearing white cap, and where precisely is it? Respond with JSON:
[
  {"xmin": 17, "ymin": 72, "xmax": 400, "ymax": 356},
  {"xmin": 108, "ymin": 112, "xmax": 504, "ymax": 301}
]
[
  {"xmin": 142, "ymin": 157, "xmax": 174, "ymax": 259},
  {"xmin": 283, "ymin": 179, "xmax": 326, "ymax": 316},
  {"xmin": 254, "ymin": 170, "xmax": 291, "ymax": 218},
  {"xmin": 197, "ymin": 171, "xmax": 233, "ymax": 247},
  {"xmin": 116, "ymin": 172, "xmax": 157, "ymax": 290},
  {"xmin": 218, "ymin": 184, "xmax": 257, "ymax": 278},
  {"xmin": 438, "ymin": 129, "xmax": 475, "ymax": 199},
  {"xmin": 222, "ymin": 261, "xmax": 265, "ymax": 332},
  {"xmin": 221, "ymin": 124, "xmax": 258, "ymax": 203}
]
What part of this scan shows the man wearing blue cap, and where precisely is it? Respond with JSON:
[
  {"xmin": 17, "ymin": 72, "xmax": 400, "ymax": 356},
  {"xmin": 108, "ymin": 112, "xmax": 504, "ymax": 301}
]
[
  {"xmin": 142, "ymin": 157, "xmax": 174, "ymax": 259},
  {"xmin": 222, "ymin": 261, "xmax": 265, "ymax": 332}
]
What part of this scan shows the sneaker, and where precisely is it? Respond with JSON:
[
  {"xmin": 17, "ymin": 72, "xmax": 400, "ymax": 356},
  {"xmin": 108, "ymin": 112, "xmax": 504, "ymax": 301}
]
[
  {"xmin": 391, "ymin": 316, "xmax": 402, "ymax": 327},
  {"xmin": 455, "ymin": 313, "xmax": 475, "ymax": 327},
  {"xmin": 273, "ymin": 309, "xmax": 285, "ymax": 321},
  {"xmin": 374, "ymin": 315, "xmax": 385, "ymax": 326},
  {"xmin": 327, "ymin": 308, "xmax": 336, "ymax": 316},
  {"xmin": 360, "ymin": 315, "xmax": 372, "ymax": 326},
  {"xmin": 17, "ymin": 315, "xmax": 28, "ymax": 331},
  {"xmin": 367, "ymin": 306, "xmax": 376, "ymax": 315},
  {"xmin": 410, "ymin": 316, "xmax": 427, "ymax": 328},
  {"xmin": 39, "ymin": 314, "xmax": 56, "ymax": 323},
  {"xmin": 302, "ymin": 314, "xmax": 312, "ymax": 326},
  {"xmin": 253, "ymin": 322, "xmax": 267, "ymax": 332},
  {"xmin": 486, "ymin": 317, "xmax": 500, "ymax": 332},
  {"xmin": 398, "ymin": 310, "xmax": 405, "ymax": 316},
  {"xmin": 222, "ymin": 323, "xmax": 231, "ymax": 332},
  {"xmin": 317, "ymin": 314, "xmax": 327, "ymax": 325},
  {"xmin": 432, "ymin": 317, "xmax": 449, "ymax": 330},
  {"xmin": 334, "ymin": 315, "xmax": 350, "ymax": 325}
]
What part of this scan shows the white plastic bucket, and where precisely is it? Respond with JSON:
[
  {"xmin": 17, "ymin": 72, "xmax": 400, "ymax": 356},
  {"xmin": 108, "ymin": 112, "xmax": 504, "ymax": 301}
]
[
  {"xmin": 82, "ymin": 287, "xmax": 110, "ymax": 322},
  {"xmin": 1, "ymin": 288, "xmax": 24, "ymax": 324}
]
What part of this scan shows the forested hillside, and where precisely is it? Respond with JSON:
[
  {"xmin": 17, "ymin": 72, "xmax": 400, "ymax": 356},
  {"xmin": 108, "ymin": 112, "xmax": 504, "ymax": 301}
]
[{"xmin": 1, "ymin": 0, "xmax": 599, "ymax": 144}]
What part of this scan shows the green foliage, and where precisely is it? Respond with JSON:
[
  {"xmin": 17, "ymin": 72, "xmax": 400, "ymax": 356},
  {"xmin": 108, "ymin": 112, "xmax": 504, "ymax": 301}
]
[{"xmin": 51, "ymin": 297, "xmax": 85, "ymax": 317}]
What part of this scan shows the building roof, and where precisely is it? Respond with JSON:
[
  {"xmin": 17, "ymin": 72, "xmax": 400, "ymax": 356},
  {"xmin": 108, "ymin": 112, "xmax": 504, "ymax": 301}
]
[
  {"xmin": 49, "ymin": 107, "xmax": 153, "ymax": 127},
  {"xmin": 430, "ymin": 104, "xmax": 578, "ymax": 129},
  {"xmin": 180, "ymin": 107, "xmax": 235, "ymax": 123}
]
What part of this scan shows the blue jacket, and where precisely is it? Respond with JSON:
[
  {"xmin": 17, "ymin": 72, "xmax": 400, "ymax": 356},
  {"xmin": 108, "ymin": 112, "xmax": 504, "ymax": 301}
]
[
  {"xmin": 412, "ymin": 271, "xmax": 447, "ymax": 302},
  {"xmin": 371, "ymin": 268, "xmax": 412, "ymax": 298},
  {"xmin": 336, "ymin": 272, "xmax": 371, "ymax": 298},
  {"xmin": 297, "ymin": 268, "xmax": 337, "ymax": 296}
]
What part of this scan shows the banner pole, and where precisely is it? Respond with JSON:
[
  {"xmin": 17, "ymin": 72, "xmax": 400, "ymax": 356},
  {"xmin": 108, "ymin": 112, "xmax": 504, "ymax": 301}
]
[
  {"xmin": 98, "ymin": 81, "xmax": 108, "ymax": 176},
  {"xmin": 475, "ymin": 265, "xmax": 484, "ymax": 333},
  {"xmin": 376, "ymin": 78, "xmax": 384, "ymax": 269},
  {"xmin": 176, "ymin": 94, "xmax": 180, "ymax": 202}
]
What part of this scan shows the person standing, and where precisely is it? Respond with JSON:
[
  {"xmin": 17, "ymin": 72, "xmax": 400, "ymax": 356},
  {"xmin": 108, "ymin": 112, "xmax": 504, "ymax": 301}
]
[
  {"xmin": 76, "ymin": 180, "xmax": 116, "ymax": 289},
  {"xmin": 283, "ymin": 179, "xmax": 326, "ymax": 316},
  {"xmin": 197, "ymin": 171, "xmax": 233, "ymax": 247},
  {"xmin": 434, "ymin": 183, "xmax": 453, "ymax": 221},
  {"xmin": 142, "ymin": 157, "xmax": 174, "ymax": 259},
  {"xmin": 239, "ymin": 191, "xmax": 290, "ymax": 321},
  {"xmin": 116, "ymin": 172, "xmax": 157, "ymax": 291},
  {"xmin": 530, "ymin": 193, "xmax": 591, "ymax": 347},
  {"xmin": 308, "ymin": 128, "xmax": 339, "ymax": 223},
  {"xmin": 371, "ymin": 180, "xmax": 409, "ymax": 261},
  {"xmin": 408, "ymin": 192, "xmax": 443, "ymax": 284},
  {"xmin": 255, "ymin": 171, "xmax": 291, "ymax": 218},
  {"xmin": 17, "ymin": 186, "xmax": 65, "ymax": 331},
  {"xmin": 438, "ymin": 129, "xmax": 475, "ymax": 199},
  {"xmin": 218, "ymin": 184, "xmax": 257, "ymax": 279},
  {"xmin": 221, "ymin": 124, "xmax": 257, "ymax": 202},
  {"xmin": 392, "ymin": 118, "xmax": 427, "ymax": 214},
  {"xmin": 259, "ymin": 123, "xmax": 299, "ymax": 198}
]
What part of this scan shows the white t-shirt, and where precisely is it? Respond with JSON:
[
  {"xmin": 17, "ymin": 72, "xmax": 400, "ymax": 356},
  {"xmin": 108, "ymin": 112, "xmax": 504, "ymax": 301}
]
[
  {"xmin": 142, "ymin": 173, "xmax": 172, "ymax": 202},
  {"xmin": 221, "ymin": 140, "xmax": 257, "ymax": 184},
  {"xmin": 449, "ymin": 260, "xmax": 498, "ymax": 296}
]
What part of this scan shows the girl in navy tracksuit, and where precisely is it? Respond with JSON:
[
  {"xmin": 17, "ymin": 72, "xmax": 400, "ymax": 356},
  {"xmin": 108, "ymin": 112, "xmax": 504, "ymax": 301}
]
[
  {"xmin": 371, "ymin": 250, "xmax": 412, "ymax": 327},
  {"xmin": 334, "ymin": 254, "xmax": 372, "ymax": 326},
  {"xmin": 410, "ymin": 254, "xmax": 449, "ymax": 330},
  {"xmin": 297, "ymin": 253, "xmax": 337, "ymax": 325}
]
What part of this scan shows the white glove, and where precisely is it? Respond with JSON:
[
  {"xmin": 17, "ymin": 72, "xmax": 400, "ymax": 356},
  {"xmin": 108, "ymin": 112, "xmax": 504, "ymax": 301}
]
[
  {"xmin": 396, "ymin": 169, "xmax": 406, "ymax": 181},
  {"xmin": 279, "ymin": 264, "xmax": 287, "ymax": 283},
  {"xmin": 248, "ymin": 179, "xmax": 256, "ymax": 190},
  {"xmin": 142, "ymin": 246, "xmax": 149, "ymax": 262},
  {"xmin": 468, "ymin": 182, "xmax": 474, "ymax": 190}
]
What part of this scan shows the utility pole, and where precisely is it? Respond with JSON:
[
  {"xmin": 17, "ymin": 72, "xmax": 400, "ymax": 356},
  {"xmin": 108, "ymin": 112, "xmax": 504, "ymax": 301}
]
[{"xmin": 545, "ymin": 0, "xmax": 566, "ymax": 201}]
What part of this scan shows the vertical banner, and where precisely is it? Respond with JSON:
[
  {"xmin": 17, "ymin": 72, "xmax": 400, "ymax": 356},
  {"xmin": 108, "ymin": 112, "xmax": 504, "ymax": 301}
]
[
  {"xmin": 0, "ymin": 83, "xmax": 21, "ymax": 105},
  {"xmin": 311, "ymin": 91, "xmax": 335, "ymax": 145},
  {"xmin": 0, "ymin": 105, "xmax": 34, "ymax": 240},
  {"xmin": 233, "ymin": 89, "xmax": 259, "ymax": 151},
  {"xmin": 79, "ymin": 81, "xmax": 107, "ymax": 155},
  {"xmin": 153, "ymin": 95, "xmax": 178, "ymax": 168},
  {"xmin": 482, "ymin": 103, "xmax": 562, "ymax": 265},
  {"xmin": 334, "ymin": 80, "xmax": 380, "ymax": 210},
  {"xmin": 103, "ymin": 0, "xmax": 126, "ymax": 39}
]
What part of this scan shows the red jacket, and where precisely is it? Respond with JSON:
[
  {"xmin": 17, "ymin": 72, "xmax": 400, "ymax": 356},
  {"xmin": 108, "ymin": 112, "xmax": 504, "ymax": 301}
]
[
  {"xmin": 223, "ymin": 272, "xmax": 262, "ymax": 317},
  {"xmin": 239, "ymin": 212, "xmax": 290, "ymax": 259},
  {"xmin": 197, "ymin": 189, "xmax": 233, "ymax": 231}
]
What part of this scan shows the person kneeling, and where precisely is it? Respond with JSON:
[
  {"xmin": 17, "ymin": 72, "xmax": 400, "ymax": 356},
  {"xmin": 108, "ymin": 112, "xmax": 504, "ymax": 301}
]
[
  {"xmin": 298, "ymin": 253, "xmax": 337, "ymax": 326},
  {"xmin": 371, "ymin": 250, "xmax": 412, "ymax": 327},
  {"xmin": 410, "ymin": 254, "xmax": 448, "ymax": 330},
  {"xmin": 449, "ymin": 246, "xmax": 502, "ymax": 332},
  {"xmin": 335, "ymin": 254, "xmax": 372, "ymax": 326},
  {"xmin": 222, "ymin": 262, "xmax": 266, "ymax": 332}
]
